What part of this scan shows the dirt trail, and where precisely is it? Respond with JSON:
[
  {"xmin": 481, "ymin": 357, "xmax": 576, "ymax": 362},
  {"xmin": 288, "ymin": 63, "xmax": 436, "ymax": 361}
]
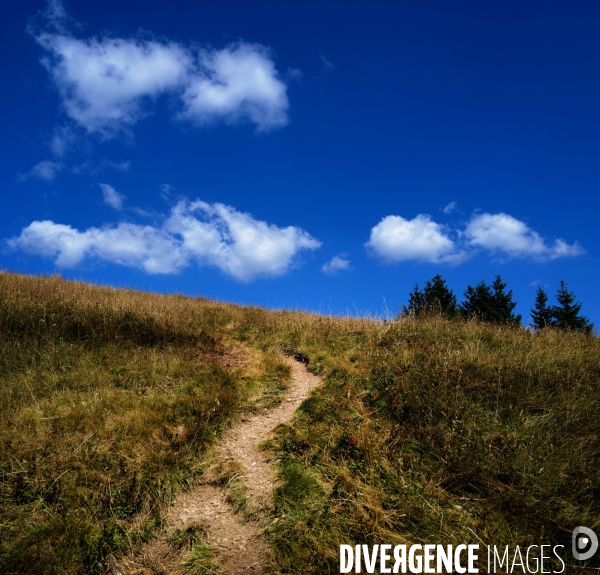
[{"xmin": 113, "ymin": 355, "xmax": 322, "ymax": 575}]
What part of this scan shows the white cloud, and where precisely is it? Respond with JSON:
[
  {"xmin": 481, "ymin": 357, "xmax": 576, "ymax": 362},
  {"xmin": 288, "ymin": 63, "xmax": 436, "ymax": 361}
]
[
  {"xmin": 442, "ymin": 201, "xmax": 458, "ymax": 214},
  {"xmin": 36, "ymin": 33, "xmax": 192, "ymax": 137},
  {"xmin": 49, "ymin": 125, "xmax": 77, "ymax": 156},
  {"xmin": 31, "ymin": 3, "xmax": 290, "ymax": 138},
  {"xmin": 366, "ymin": 214, "xmax": 463, "ymax": 264},
  {"xmin": 8, "ymin": 199, "xmax": 320, "ymax": 281},
  {"xmin": 99, "ymin": 183, "xmax": 124, "ymax": 210},
  {"xmin": 19, "ymin": 160, "xmax": 64, "ymax": 181},
  {"xmin": 165, "ymin": 201, "xmax": 320, "ymax": 280},
  {"xmin": 366, "ymin": 211, "xmax": 583, "ymax": 266},
  {"xmin": 160, "ymin": 183, "xmax": 176, "ymax": 203},
  {"xmin": 37, "ymin": 0, "xmax": 78, "ymax": 34},
  {"xmin": 322, "ymin": 254, "xmax": 350, "ymax": 275},
  {"xmin": 464, "ymin": 212, "xmax": 584, "ymax": 261},
  {"xmin": 180, "ymin": 44, "xmax": 288, "ymax": 130},
  {"xmin": 7, "ymin": 220, "xmax": 185, "ymax": 273},
  {"xmin": 9, "ymin": 220, "xmax": 96, "ymax": 268}
]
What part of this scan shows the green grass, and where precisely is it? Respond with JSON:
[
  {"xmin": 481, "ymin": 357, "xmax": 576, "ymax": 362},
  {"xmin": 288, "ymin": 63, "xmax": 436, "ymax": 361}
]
[
  {"xmin": 169, "ymin": 525, "xmax": 218, "ymax": 575},
  {"xmin": 1, "ymin": 272, "xmax": 599, "ymax": 574},
  {"xmin": 182, "ymin": 543, "xmax": 218, "ymax": 575}
]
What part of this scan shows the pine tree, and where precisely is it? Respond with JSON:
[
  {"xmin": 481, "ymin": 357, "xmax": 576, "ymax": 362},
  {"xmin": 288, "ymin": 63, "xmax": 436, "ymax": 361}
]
[
  {"xmin": 403, "ymin": 283, "xmax": 426, "ymax": 317},
  {"xmin": 460, "ymin": 280, "xmax": 494, "ymax": 321},
  {"xmin": 403, "ymin": 275, "xmax": 457, "ymax": 318},
  {"xmin": 530, "ymin": 286, "xmax": 553, "ymax": 329},
  {"xmin": 460, "ymin": 276, "xmax": 521, "ymax": 324},
  {"xmin": 551, "ymin": 280, "xmax": 593, "ymax": 333},
  {"xmin": 491, "ymin": 275, "xmax": 522, "ymax": 324},
  {"xmin": 422, "ymin": 274, "xmax": 457, "ymax": 317}
]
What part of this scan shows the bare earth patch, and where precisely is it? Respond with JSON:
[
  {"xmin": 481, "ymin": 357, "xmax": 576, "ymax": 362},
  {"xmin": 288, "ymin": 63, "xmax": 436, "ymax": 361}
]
[{"xmin": 112, "ymin": 355, "xmax": 322, "ymax": 575}]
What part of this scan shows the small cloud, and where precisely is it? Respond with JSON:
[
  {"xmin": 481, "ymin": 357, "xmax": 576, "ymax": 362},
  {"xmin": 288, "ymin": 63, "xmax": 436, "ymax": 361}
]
[
  {"xmin": 320, "ymin": 54, "xmax": 336, "ymax": 71},
  {"xmin": 31, "ymin": 0, "xmax": 80, "ymax": 35},
  {"xmin": 366, "ymin": 214, "xmax": 464, "ymax": 264},
  {"xmin": 166, "ymin": 200, "xmax": 321, "ymax": 280},
  {"xmin": 18, "ymin": 160, "xmax": 64, "ymax": 181},
  {"xmin": 8, "ymin": 219, "xmax": 181, "ymax": 272},
  {"xmin": 131, "ymin": 206, "xmax": 157, "ymax": 218},
  {"xmin": 442, "ymin": 201, "xmax": 458, "ymax": 215},
  {"xmin": 49, "ymin": 125, "xmax": 77, "ymax": 156},
  {"xmin": 180, "ymin": 43, "xmax": 289, "ymax": 132},
  {"xmin": 285, "ymin": 67, "xmax": 303, "ymax": 81},
  {"xmin": 21, "ymin": 157, "xmax": 130, "ymax": 181},
  {"xmin": 99, "ymin": 183, "xmax": 124, "ymax": 210},
  {"xmin": 160, "ymin": 184, "xmax": 175, "ymax": 202},
  {"xmin": 322, "ymin": 254, "xmax": 350, "ymax": 275},
  {"xmin": 464, "ymin": 212, "xmax": 584, "ymax": 261},
  {"xmin": 549, "ymin": 238, "xmax": 584, "ymax": 259}
]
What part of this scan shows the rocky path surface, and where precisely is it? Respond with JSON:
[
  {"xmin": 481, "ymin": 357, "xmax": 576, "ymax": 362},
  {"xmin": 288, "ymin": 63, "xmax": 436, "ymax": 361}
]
[{"xmin": 113, "ymin": 355, "xmax": 322, "ymax": 575}]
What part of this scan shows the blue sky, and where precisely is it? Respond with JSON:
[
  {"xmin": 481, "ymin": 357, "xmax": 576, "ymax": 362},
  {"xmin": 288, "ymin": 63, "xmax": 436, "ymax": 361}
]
[{"xmin": 2, "ymin": 0, "xmax": 599, "ymax": 324}]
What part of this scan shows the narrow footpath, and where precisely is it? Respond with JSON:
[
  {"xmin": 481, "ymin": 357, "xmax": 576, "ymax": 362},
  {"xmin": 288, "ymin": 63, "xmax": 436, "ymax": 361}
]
[{"xmin": 113, "ymin": 355, "xmax": 322, "ymax": 575}]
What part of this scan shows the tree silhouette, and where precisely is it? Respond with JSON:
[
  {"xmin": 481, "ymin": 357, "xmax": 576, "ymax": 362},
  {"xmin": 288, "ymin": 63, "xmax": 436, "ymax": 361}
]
[
  {"xmin": 404, "ymin": 283, "xmax": 426, "ymax": 317},
  {"xmin": 460, "ymin": 275, "xmax": 521, "ymax": 324},
  {"xmin": 423, "ymin": 275, "xmax": 458, "ymax": 317},
  {"xmin": 461, "ymin": 281, "xmax": 493, "ymax": 321},
  {"xmin": 403, "ymin": 275, "xmax": 457, "ymax": 318},
  {"xmin": 530, "ymin": 285, "xmax": 553, "ymax": 329},
  {"xmin": 551, "ymin": 279, "xmax": 593, "ymax": 333}
]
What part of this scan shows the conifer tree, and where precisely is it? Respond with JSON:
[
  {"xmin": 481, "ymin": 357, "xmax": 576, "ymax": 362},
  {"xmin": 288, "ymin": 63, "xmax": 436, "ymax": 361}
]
[
  {"xmin": 551, "ymin": 280, "xmax": 593, "ymax": 333},
  {"xmin": 460, "ymin": 280, "xmax": 494, "ymax": 321},
  {"xmin": 403, "ymin": 275, "xmax": 457, "ymax": 318},
  {"xmin": 403, "ymin": 283, "xmax": 426, "ymax": 317},
  {"xmin": 491, "ymin": 275, "xmax": 522, "ymax": 324},
  {"xmin": 460, "ymin": 275, "xmax": 521, "ymax": 324},
  {"xmin": 530, "ymin": 286, "xmax": 553, "ymax": 329},
  {"xmin": 422, "ymin": 274, "xmax": 457, "ymax": 317}
]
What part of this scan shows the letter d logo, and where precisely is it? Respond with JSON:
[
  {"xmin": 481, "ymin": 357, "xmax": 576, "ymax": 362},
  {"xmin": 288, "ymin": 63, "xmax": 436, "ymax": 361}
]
[{"xmin": 573, "ymin": 526, "xmax": 598, "ymax": 561}]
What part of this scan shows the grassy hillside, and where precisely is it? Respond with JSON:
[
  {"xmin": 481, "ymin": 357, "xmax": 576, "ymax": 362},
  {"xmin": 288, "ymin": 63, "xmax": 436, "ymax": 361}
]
[
  {"xmin": 0, "ymin": 273, "xmax": 599, "ymax": 573},
  {"xmin": 0, "ymin": 273, "xmax": 275, "ymax": 574},
  {"xmin": 255, "ymin": 314, "xmax": 600, "ymax": 573}
]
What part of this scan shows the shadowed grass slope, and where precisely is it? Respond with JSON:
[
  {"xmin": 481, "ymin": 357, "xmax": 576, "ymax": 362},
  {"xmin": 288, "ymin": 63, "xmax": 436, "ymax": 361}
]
[{"xmin": 0, "ymin": 273, "xmax": 263, "ymax": 574}]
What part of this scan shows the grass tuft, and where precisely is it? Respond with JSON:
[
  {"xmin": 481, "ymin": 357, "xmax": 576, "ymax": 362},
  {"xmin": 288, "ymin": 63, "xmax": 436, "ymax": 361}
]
[{"xmin": 182, "ymin": 543, "xmax": 218, "ymax": 575}]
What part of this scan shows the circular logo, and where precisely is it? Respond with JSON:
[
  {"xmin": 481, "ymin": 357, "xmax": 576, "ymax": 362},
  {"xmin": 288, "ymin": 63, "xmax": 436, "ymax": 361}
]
[{"xmin": 572, "ymin": 527, "xmax": 598, "ymax": 561}]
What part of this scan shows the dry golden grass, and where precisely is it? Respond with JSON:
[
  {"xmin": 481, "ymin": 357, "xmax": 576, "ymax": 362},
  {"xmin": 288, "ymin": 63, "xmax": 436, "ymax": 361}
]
[
  {"xmin": 246, "ymin": 314, "xmax": 600, "ymax": 573},
  {"xmin": 0, "ymin": 273, "xmax": 265, "ymax": 574},
  {"xmin": 1, "ymin": 272, "xmax": 599, "ymax": 574}
]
